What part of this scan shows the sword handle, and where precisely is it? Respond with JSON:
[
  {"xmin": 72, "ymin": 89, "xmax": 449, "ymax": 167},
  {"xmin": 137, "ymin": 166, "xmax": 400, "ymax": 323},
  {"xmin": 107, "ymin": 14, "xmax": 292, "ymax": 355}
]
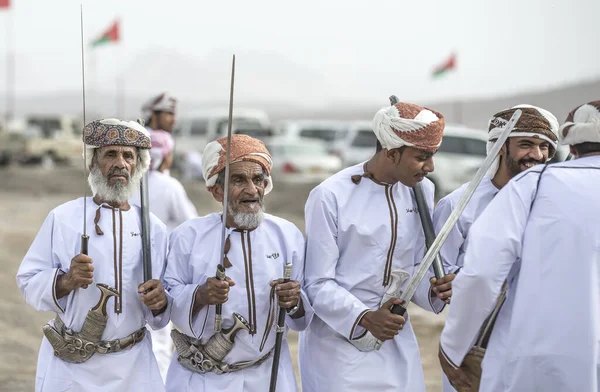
[
  {"xmin": 214, "ymin": 264, "xmax": 226, "ymax": 332},
  {"xmin": 390, "ymin": 303, "xmax": 407, "ymax": 316},
  {"xmin": 81, "ymin": 234, "xmax": 89, "ymax": 255}
]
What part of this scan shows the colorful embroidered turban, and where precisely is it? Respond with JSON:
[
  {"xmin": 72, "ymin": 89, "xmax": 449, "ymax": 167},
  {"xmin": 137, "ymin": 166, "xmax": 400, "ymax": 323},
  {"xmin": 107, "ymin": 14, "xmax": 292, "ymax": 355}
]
[
  {"xmin": 486, "ymin": 104, "xmax": 559, "ymax": 176},
  {"xmin": 372, "ymin": 102, "xmax": 445, "ymax": 152},
  {"xmin": 83, "ymin": 118, "xmax": 151, "ymax": 173},
  {"xmin": 149, "ymin": 129, "xmax": 175, "ymax": 171},
  {"xmin": 559, "ymin": 100, "xmax": 600, "ymax": 146},
  {"xmin": 202, "ymin": 134, "xmax": 274, "ymax": 194}
]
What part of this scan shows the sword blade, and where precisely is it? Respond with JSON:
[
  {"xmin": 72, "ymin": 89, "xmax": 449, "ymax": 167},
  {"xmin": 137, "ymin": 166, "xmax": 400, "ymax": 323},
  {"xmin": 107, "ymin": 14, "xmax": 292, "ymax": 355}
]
[
  {"xmin": 398, "ymin": 109, "xmax": 522, "ymax": 306},
  {"xmin": 80, "ymin": 4, "xmax": 89, "ymax": 254},
  {"xmin": 215, "ymin": 54, "xmax": 235, "ymax": 332}
]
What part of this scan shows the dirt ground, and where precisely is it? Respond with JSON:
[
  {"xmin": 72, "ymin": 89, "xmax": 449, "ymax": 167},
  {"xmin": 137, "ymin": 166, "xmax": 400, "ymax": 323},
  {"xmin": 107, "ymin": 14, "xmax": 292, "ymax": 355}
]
[{"xmin": 0, "ymin": 165, "xmax": 446, "ymax": 391}]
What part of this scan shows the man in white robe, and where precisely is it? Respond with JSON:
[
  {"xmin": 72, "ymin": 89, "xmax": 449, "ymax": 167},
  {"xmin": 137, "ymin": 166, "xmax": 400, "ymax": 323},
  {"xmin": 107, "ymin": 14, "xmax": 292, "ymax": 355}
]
[
  {"xmin": 299, "ymin": 102, "xmax": 455, "ymax": 392},
  {"xmin": 130, "ymin": 129, "xmax": 198, "ymax": 381},
  {"xmin": 16, "ymin": 119, "xmax": 172, "ymax": 392},
  {"xmin": 439, "ymin": 100, "xmax": 600, "ymax": 391},
  {"xmin": 433, "ymin": 105, "xmax": 560, "ymax": 391},
  {"xmin": 164, "ymin": 134, "xmax": 314, "ymax": 392}
]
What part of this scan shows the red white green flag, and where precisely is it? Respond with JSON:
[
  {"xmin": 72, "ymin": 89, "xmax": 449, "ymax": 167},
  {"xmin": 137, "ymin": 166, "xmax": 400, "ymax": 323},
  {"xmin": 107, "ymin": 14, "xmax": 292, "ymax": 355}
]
[
  {"xmin": 90, "ymin": 20, "xmax": 120, "ymax": 48},
  {"xmin": 432, "ymin": 53, "xmax": 456, "ymax": 79},
  {"xmin": 0, "ymin": 0, "xmax": 10, "ymax": 9}
]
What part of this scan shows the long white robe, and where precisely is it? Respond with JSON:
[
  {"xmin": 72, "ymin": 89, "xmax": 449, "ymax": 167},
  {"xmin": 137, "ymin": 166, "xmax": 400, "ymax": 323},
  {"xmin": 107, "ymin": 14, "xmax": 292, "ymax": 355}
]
[
  {"xmin": 131, "ymin": 170, "xmax": 198, "ymax": 381},
  {"xmin": 299, "ymin": 163, "xmax": 446, "ymax": 392},
  {"xmin": 16, "ymin": 197, "xmax": 171, "ymax": 392},
  {"xmin": 163, "ymin": 213, "xmax": 314, "ymax": 392},
  {"xmin": 433, "ymin": 176, "xmax": 499, "ymax": 392},
  {"xmin": 440, "ymin": 155, "xmax": 600, "ymax": 392}
]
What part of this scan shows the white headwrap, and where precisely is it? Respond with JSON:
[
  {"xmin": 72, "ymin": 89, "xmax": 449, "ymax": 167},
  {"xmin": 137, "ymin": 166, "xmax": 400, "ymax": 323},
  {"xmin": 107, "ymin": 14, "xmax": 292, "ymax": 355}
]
[
  {"xmin": 371, "ymin": 102, "xmax": 445, "ymax": 152},
  {"xmin": 559, "ymin": 101, "xmax": 600, "ymax": 146}
]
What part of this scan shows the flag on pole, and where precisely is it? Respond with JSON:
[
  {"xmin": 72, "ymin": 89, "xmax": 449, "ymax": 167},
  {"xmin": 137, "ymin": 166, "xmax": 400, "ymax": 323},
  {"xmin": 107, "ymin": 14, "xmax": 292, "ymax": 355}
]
[
  {"xmin": 0, "ymin": 0, "xmax": 10, "ymax": 9},
  {"xmin": 90, "ymin": 20, "xmax": 120, "ymax": 48},
  {"xmin": 432, "ymin": 53, "xmax": 456, "ymax": 79}
]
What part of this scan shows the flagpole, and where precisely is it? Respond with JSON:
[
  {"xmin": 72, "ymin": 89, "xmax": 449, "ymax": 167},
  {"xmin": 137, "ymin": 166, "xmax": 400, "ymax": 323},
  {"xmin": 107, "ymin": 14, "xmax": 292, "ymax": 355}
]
[{"xmin": 5, "ymin": 4, "xmax": 14, "ymax": 128}]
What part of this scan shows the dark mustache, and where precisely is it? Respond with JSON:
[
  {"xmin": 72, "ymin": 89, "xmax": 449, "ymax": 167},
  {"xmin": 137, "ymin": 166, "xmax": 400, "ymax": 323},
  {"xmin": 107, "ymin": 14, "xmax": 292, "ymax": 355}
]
[{"xmin": 108, "ymin": 168, "xmax": 130, "ymax": 179}]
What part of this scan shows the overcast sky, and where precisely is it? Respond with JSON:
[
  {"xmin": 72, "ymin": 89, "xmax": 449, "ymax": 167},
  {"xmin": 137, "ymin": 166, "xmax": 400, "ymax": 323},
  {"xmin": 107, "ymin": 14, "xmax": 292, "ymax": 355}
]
[{"xmin": 0, "ymin": 0, "xmax": 598, "ymax": 106}]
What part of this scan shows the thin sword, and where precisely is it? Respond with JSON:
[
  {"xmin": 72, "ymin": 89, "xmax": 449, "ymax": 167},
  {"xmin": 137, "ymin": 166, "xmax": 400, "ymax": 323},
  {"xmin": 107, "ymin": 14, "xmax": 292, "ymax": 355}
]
[
  {"xmin": 80, "ymin": 4, "xmax": 89, "ymax": 256},
  {"xmin": 214, "ymin": 54, "xmax": 235, "ymax": 332}
]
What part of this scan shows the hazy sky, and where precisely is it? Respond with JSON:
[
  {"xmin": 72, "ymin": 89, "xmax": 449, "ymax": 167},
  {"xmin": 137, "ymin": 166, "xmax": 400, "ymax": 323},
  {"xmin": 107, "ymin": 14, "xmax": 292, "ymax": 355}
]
[{"xmin": 0, "ymin": 0, "xmax": 598, "ymax": 106}]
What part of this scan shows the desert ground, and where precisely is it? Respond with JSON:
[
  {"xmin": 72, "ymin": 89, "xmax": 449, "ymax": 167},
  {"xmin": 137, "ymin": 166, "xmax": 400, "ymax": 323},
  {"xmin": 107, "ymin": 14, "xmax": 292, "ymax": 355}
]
[{"xmin": 0, "ymin": 165, "xmax": 447, "ymax": 391}]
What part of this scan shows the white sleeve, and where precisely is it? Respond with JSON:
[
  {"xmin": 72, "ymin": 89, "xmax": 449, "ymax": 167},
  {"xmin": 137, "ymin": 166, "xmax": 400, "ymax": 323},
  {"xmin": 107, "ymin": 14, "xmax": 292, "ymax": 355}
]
[
  {"xmin": 411, "ymin": 184, "xmax": 446, "ymax": 314},
  {"xmin": 285, "ymin": 227, "xmax": 314, "ymax": 332},
  {"xmin": 433, "ymin": 195, "xmax": 464, "ymax": 274},
  {"xmin": 440, "ymin": 177, "xmax": 534, "ymax": 368},
  {"xmin": 144, "ymin": 221, "xmax": 173, "ymax": 330},
  {"xmin": 303, "ymin": 186, "xmax": 371, "ymax": 340},
  {"xmin": 16, "ymin": 211, "xmax": 69, "ymax": 314},
  {"xmin": 163, "ymin": 228, "xmax": 210, "ymax": 339}
]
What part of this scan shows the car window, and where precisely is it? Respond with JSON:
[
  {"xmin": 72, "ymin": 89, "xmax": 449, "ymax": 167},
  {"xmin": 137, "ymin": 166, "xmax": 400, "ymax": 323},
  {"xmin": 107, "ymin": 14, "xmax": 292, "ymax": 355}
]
[
  {"xmin": 299, "ymin": 128, "xmax": 343, "ymax": 142},
  {"xmin": 190, "ymin": 120, "xmax": 209, "ymax": 136},
  {"xmin": 351, "ymin": 130, "xmax": 377, "ymax": 148},
  {"xmin": 279, "ymin": 143, "xmax": 327, "ymax": 156},
  {"xmin": 463, "ymin": 138, "xmax": 487, "ymax": 156},
  {"xmin": 438, "ymin": 135, "xmax": 487, "ymax": 156}
]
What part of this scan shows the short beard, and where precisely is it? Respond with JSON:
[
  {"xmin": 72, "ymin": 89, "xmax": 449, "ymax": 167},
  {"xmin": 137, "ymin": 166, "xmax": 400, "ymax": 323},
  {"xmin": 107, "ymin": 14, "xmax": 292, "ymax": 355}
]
[
  {"xmin": 228, "ymin": 203, "xmax": 265, "ymax": 230},
  {"xmin": 88, "ymin": 164, "xmax": 143, "ymax": 204}
]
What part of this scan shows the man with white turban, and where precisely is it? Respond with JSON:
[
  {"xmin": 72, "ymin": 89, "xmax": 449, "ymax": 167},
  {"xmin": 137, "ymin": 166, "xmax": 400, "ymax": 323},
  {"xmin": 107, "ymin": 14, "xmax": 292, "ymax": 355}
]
[
  {"xmin": 434, "ymin": 104, "xmax": 559, "ymax": 391},
  {"xmin": 16, "ymin": 119, "xmax": 171, "ymax": 392},
  {"xmin": 130, "ymin": 129, "xmax": 198, "ymax": 381},
  {"xmin": 438, "ymin": 100, "xmax": 600, "ymax": 391},
  {"xmin": 163, "ymin": 134, "xmax": 314, "ymax": 392},
  {"xmin": 299, "ymin": 102, "xmax": 455, "ymax": 392},
  {"xmin": 142, "ymin": 92, "xmax": 177, "ymax": 134}
]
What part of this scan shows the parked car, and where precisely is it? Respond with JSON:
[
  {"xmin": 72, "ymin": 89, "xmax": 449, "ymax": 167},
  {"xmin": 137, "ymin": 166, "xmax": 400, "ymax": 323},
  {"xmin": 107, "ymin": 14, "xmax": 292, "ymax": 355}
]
[
  {"xmin": 428, "ymin": 125, "xmax": 489, "ymax": 200},
  {"xmin": 265, "ymin": 137, "xmax": 343, "ymax": 184},
  {"xmin": 172, "ymin": 108, "xmax": 271, "ymax": 178},
  {"xmin": 329, "ymin": 121, "xmax": 376, "ymax": 167},
  {"xmin": 274, "ymin": 120, "xmax": 349, "ymax": 145}
]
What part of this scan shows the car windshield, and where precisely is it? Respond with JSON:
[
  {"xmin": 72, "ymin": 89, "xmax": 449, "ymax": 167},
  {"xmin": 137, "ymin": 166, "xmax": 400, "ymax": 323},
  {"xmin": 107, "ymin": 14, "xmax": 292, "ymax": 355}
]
[
  {"xmin": 298, "ymin": 128, "xmax": 344, "ymax": 142},
  {"xmin": 350, "ymin": 130, "xmax": 377, "ymax": 148},
  {"xmin": 437, "ymin": 135, "xmax": 486, "ymax": 156}
]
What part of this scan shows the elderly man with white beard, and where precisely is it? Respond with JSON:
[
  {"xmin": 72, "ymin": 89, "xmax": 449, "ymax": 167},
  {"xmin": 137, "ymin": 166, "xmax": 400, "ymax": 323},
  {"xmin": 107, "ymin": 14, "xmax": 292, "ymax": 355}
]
[
  {"xmin": 163, "ymin": 134, "xmax": 313, "ymax": 392},
  {"xmin": 16, "ymin": 119, "xmax": 171, "ymax": 392}
]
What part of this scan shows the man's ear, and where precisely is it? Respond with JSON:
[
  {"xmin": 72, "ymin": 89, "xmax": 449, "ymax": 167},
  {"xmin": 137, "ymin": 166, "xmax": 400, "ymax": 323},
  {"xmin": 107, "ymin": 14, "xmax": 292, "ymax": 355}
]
[
  {"xmin": 210, "ymin": 185, "xmax": 224, "ymax": 203},
  {"xmin": 569, "ymin": 145, "xmax": 577, "ymax": 157},
  {"xmin": 386, "ymin": 148, "xmax": 402, "ymax": 164}
]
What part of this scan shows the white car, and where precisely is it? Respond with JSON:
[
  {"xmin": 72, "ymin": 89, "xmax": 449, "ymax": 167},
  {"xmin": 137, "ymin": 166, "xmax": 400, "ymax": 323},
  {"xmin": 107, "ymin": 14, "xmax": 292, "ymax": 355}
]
[
  {"xmin": 328, "ymin": 121, "xmax": 376, "ymax": 167},
  {"xmin": 428, "ymin": 125, "xmax": 489, "ymax": 200},
  {"xmin": 265, "ymin": 137, "xmax": 342, "ymax": 184},
  {"xmin": 274, "ymin": 119, "xmax": 349, "ymax": 145}
]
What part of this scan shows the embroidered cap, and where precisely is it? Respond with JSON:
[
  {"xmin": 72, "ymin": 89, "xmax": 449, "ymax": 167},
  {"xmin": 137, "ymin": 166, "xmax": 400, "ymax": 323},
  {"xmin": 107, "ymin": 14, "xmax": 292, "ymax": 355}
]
[{"xmin": 83, "ymin": 118, "xmax": 151, "ymax": 149}]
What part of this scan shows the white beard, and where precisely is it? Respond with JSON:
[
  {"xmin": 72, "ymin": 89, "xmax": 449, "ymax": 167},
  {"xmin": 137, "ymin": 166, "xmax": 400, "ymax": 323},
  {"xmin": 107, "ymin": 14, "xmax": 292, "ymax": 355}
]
[
  {"xmin": 88, "ymin": 164, "xmax": 143, "ymax": 204},
  {"xmin": 228, "ymin": 204, "xmax": 265, "ymax": 230}
]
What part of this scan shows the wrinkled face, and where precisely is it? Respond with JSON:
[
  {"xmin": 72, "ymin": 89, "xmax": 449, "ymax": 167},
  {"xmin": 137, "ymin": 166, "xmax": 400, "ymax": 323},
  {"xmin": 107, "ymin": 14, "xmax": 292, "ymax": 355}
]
[
  {"xmin": 387, "ymin": 146, "xmax": 436, "ymax": 187},
  {"xmin": 211, "ymin": 161, "xmax": 268, "ymax": 229},
  {"xmin": 502, "ymin": 137, "xmax": 550, "ymax": 177},
  {"xmin": 88, "ymin": 146, "xmax": 143, "ymax": 203},
  {"xmin": 153, "ymin": 111, "xmax": 176, "ymax": 133},
  {"xmin": 95, "ymin": 145, "xmax": 138, "ymax": 185}
]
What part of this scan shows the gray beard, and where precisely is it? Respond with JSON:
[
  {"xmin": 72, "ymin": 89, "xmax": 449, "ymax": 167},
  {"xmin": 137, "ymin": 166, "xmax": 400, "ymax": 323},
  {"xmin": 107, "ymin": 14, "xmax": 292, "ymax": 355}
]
[
  {"xmin": 228, "ymin": 204, "xmax": 265, "ymax": 230},
  {"xmin": 88, "ymin": 164, "xmax": 143, "ymax": 204}
]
